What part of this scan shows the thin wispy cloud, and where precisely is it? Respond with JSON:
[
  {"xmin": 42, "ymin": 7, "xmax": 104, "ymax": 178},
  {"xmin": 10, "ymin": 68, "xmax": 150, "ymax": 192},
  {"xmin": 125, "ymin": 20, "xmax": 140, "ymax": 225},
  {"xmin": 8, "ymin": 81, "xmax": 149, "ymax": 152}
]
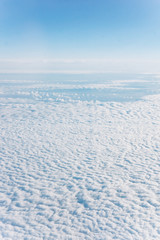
[{"xmin": 0, "ymin": 58, "xmax": 160, "ymax": 74}]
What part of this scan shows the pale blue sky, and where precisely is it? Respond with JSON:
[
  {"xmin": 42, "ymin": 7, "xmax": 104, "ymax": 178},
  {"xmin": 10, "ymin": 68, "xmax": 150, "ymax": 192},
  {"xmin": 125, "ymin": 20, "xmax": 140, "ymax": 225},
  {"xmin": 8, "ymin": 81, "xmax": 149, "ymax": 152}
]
[{"xmin": 0, "ymin": 0, "xmax": 160, "ymax": 73}]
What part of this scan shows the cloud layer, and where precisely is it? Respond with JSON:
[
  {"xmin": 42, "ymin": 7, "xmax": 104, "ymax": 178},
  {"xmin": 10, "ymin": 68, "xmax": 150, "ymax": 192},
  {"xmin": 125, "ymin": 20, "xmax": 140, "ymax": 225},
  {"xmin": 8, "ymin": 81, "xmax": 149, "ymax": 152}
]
[
  {"xmin": 0, "ymin": 58, "xmax": 160, "ymax": 73},
  {"xmin": 0, "ymin": 75, "xmax": 160, "ymax": 239}
]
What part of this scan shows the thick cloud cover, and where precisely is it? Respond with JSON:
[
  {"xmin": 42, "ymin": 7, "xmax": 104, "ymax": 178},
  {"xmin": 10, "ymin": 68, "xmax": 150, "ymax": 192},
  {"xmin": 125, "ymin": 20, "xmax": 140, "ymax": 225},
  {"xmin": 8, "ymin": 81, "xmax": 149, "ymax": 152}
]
[{"xmin": 0, "ymin": 75, "xmax": 160, "ymax": 239}]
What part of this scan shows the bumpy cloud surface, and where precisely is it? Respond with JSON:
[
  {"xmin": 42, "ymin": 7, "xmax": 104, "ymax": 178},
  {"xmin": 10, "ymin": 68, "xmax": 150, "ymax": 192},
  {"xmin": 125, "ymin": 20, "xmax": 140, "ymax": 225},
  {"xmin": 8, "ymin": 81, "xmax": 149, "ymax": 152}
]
[{"xmin": 0, "ymin": 75, "xmax": 160, "ymax": 239}]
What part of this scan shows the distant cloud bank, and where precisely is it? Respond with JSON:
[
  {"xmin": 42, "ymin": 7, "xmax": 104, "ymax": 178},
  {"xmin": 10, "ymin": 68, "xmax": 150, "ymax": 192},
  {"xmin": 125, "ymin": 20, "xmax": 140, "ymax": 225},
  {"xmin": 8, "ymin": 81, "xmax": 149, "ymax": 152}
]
[{"xmin": 0, "ymin": 58, "xmax": 160, "ymax": 74}]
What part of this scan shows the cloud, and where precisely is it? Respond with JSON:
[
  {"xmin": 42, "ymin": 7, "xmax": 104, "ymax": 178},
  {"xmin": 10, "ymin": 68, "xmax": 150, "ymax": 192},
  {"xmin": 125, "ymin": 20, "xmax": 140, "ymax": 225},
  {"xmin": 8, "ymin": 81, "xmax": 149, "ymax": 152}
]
[{"xmin": 0, "ymin": 58, "xmax": 160, "ymax": 74}]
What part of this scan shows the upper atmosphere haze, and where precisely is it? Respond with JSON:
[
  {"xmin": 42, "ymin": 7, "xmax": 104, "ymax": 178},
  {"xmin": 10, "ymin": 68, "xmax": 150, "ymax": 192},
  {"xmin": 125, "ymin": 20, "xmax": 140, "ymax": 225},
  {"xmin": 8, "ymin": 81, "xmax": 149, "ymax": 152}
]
[{"xmin": 0, "ymin": 0, "xmax": 160, "ymax": 73}]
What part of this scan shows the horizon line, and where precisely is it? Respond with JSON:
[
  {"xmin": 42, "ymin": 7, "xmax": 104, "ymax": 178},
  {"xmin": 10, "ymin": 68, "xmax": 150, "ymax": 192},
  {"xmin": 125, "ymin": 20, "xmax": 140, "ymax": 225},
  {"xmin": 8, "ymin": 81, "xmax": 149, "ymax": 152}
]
[{"xmin": 0, "ymin": 70, "xmax": 160, "ymax": 75}]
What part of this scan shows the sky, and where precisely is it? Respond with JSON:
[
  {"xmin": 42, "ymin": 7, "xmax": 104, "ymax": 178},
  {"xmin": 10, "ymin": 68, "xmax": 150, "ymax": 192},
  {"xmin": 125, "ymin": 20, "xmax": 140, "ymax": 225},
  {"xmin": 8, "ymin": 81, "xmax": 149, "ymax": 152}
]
[{"xmin": 0, "ymin": 0, "xmax": 160, "ymax": 73}]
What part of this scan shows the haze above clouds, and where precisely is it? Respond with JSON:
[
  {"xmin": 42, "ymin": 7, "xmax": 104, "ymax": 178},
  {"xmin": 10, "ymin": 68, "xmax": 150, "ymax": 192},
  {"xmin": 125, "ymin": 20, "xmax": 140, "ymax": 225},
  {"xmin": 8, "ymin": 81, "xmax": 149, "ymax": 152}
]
[{"xmin": 0, "ymin": 0, "xmax": 160, "ymax": 73}]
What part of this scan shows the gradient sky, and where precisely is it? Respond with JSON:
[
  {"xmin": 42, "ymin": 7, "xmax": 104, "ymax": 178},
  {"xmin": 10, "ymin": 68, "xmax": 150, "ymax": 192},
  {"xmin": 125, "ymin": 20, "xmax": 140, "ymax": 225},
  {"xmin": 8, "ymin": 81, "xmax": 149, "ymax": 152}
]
[{"xmin": 0, "ymin": 0, "xmax": 160, "ymax": 73}]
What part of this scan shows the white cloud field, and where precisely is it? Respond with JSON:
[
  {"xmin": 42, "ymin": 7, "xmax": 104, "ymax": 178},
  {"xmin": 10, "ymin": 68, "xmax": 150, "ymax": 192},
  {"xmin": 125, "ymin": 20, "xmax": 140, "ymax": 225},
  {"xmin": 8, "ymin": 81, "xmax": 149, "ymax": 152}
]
[{"xmin": 0, "ymin": 74, "xmax": 160, "ymax": 239}]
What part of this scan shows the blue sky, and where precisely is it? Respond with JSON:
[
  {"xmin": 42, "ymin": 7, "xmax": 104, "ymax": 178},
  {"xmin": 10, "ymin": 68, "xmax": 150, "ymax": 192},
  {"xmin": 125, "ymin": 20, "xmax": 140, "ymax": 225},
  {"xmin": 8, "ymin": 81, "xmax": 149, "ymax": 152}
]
[{"xmin": 0, "ymin": 0, "xmax": 160, "ymax": 73}]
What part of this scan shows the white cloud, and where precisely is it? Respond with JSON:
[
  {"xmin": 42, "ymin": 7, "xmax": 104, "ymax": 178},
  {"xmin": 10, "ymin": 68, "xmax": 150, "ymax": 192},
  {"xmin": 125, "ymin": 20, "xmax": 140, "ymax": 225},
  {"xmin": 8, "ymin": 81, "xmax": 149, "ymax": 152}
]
[
  {"xmin": 0, "ymin": 58, "xmax": 160, "ymax": 74},
  {"xmin": 0, "ymin": 78, "xmax": 160, "ymax": 238}
]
